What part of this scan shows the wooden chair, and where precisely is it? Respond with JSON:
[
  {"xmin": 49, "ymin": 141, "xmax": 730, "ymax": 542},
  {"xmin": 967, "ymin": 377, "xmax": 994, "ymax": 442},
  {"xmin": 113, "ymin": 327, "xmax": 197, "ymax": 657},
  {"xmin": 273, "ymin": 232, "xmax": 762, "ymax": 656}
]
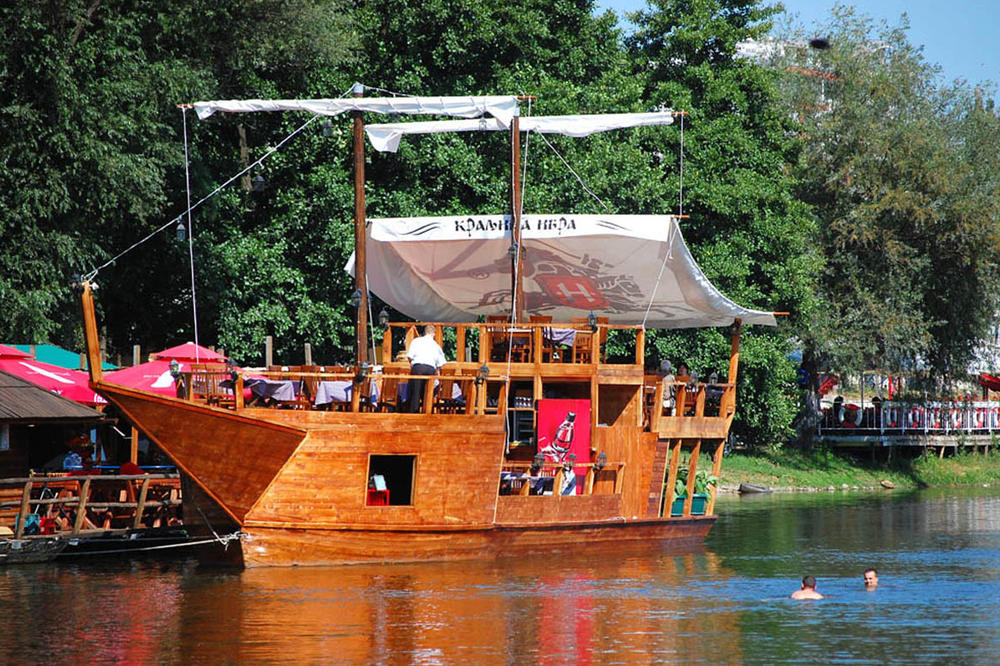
[
  {"xmin": 570, "ymin": 318, "xmax": 594, "ymax": 364},
  {"xmin": 529, "ymin": 316, "xmax": 559, "ymax": 363},
  {"xmin": 189, "ymin": 363, "xmax": 234, "ymax": 407},
  {"xmin": 377, "ymin": 375, "xmax": 401, "ymax": 412},
  {"xmin": 486, "ymin": 315, "xmax": 513, "ymax": 362},
  {"xmin": 596, "ymin": 316, "xmax": 609, "ymax": 363}
]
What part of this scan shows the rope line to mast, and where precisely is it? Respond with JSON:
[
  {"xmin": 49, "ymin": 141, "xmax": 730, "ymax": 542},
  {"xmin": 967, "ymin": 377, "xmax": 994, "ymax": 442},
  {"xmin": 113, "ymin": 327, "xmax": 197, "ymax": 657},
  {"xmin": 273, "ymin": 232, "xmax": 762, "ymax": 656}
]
[
  {"xmin": 534, "ymin": 132, "xmax": 610, "ymax": 212},
  {"xmin": 182, "ymin": 107, "xmax": 201, "ymax": 353},
  {"xmin": 641, "ymin": 112, "xmax": 684, "ymax": 329},
  {"xmin": 85, "ymin": 113, "xmax": 323, "ymax": 280}
]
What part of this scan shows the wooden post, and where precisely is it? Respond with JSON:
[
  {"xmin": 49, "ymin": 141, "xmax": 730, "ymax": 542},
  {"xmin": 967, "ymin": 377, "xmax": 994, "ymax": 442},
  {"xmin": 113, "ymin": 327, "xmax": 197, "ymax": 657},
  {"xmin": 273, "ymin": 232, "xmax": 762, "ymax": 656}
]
[
  {"xmin": 14, "ymin": 481, "xmax": 32, "ymax": 538},
  {"xmin": 650, "ymin": 381, "xmax": 665, "ymax": 432},
  {"xmin": 352, "ymin": 83, "xmax": 369, "ymax": 364},
  {"xmin": 265, "ymin": 336, "xmax": 273, "ymax": 368},
  {"xmin": 664, "ymin": 441, "xmax": 681, "ymax": 517},
  {"xmin": 421, "ymin": 376, "xmax": 435, "ymax": 414},
  {"xmin": 382, "ymin": 325, "xmax": 394, "ymax": 366},
  {"xmin": 304, "ymin": 343, "xmax": 313, "ymax": 366},
  {"xmin": 553, "ymin": 467, "xmax": 564, "ymax": 498},
  {"xmin": 78, "ymin": 282, "xmax": 104, "ymax": 383},
  {"xmin": 130, "ymin": 428, "xmax": 139, "ymax": 464},
  {"xmin": 683, "ymin": 441, "xmax": 701, "ymax": 516},
  {"xmin": 132, "ymin": 477, "xmax": 150, "ymax": 529},
  {"xmin": 72, "ymin": 478, "xmax": 92, "ymax": 534},
  {"xmin": 706, "ymin": 439, "xmax": 725, "ymax": 515},
  {"xmin": 456, "ymin": 326, "xmax": 466, "ymax": 364},
  {"xmin": 235, "ymin": 374, "xmax": 245, "ymax": 410},
  {"xmin": 635, "ymin": 328, "xmax": 645, "ymax": 366}
]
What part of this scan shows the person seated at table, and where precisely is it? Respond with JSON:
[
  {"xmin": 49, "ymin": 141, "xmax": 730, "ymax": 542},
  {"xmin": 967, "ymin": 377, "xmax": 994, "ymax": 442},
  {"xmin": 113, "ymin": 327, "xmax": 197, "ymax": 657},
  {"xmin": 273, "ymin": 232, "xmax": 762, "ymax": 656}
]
[
  {"xmin": 405, "ymin": 325, "xmax": 447, "ymax": 413},
  {"xmin": 659, "ymin": 360, "xmax": 677, "ymax": 415}
]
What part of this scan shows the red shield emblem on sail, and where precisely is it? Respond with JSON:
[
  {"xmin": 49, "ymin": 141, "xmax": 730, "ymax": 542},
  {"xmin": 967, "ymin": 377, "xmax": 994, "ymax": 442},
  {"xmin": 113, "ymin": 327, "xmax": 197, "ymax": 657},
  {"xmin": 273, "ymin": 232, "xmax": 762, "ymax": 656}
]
[{"xmin": 535, "ymin": 275, "xmax": 609, "ymax": 309}]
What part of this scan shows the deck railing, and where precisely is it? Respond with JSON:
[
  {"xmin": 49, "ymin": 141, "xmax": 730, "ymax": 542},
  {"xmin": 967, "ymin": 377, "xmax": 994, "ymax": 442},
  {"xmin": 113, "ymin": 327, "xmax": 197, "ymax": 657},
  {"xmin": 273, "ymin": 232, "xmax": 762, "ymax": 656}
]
[
  {"xmin": 499, "ymin": 460, "xmax": 625, "ymax": 496},
  {"xmin": 818, "ymin": 400, "xmax": 1000, "ymax": 436},
  {"xmin": 1, "ymin": 473, "xmax": 181, "ymax": 538}
]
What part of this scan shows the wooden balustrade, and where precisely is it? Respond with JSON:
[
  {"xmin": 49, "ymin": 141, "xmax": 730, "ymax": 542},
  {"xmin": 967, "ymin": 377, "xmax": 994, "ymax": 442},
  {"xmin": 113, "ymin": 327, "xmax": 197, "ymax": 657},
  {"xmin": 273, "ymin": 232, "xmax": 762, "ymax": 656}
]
[{"xmin": 2, "ymin": 474, "xmax": 181, "ymax": 537}]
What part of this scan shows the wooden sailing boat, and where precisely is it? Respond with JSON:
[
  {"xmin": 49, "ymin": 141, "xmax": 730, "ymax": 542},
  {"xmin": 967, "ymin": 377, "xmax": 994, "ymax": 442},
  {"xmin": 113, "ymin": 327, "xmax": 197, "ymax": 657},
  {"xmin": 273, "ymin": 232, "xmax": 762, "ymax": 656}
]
[{"xmin": 75, "ymin": 88, "xmax": 776, "ymax": 567}]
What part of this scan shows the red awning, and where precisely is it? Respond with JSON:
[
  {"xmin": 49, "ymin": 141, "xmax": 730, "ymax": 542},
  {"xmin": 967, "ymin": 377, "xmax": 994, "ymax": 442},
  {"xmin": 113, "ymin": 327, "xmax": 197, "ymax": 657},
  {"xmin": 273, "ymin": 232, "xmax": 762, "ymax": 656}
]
[
  {"xmin": 979, "ymin": 374, "xmax": 1000, "ymax": 392},
  {"xmin": 0, "ymin": 358, "xmax": 106, "ymax": 405},
  {"xmin": 151, "ymin": 342, "xmax": 226, "ymax": 362},
  {"xmin": 103, "ymin": 359, "xmax": 190, "ymax": 397},
  {"xmin": 0, "ymin": 344, "xmax": 31, "ymax": 359}
]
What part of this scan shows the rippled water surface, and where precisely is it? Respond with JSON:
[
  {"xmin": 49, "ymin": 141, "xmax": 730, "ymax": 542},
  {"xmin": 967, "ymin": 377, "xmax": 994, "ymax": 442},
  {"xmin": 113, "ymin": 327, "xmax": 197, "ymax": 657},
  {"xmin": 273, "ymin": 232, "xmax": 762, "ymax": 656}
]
[{"xmin": 3, "ymin": 487, "xmax": 1000, "ymax": 664}]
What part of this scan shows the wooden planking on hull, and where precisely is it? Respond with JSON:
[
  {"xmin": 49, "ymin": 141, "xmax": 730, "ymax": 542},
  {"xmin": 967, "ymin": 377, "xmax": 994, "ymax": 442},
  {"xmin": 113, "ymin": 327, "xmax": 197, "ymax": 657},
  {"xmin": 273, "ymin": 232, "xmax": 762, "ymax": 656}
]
[
  {"xmin": 99, "ymin": 383, "xmax": 306, "ymax": 523},
  {"xmin": 235, "ymin": 517, "xmax": 716, "ymax": 567},
  {"xmin": 247, "ymin": 412, "xmax": 507, "ymax": 527}
]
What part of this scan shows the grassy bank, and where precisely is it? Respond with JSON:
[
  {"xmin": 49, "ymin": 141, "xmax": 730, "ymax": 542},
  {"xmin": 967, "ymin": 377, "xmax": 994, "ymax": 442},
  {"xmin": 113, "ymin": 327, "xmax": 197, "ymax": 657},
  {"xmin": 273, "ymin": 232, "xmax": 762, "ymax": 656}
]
[{"xmin": 715, "ymin": 447, "xmax": 1000, "ymax": 491}]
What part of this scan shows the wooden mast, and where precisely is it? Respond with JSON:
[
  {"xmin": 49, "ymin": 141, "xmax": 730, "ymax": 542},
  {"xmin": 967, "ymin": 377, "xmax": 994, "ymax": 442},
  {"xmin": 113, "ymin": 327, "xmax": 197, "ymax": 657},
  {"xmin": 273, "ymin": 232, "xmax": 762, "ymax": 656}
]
[
  {"xmin": 76, "ymin": 280, "xmax": 103, "ymax": 384},
  {"xmin": 352, "ymin": 83, "xmax": 369, "ymax": 364},
  {"xmin": 510, "ymin": 111, "xmax": 525, "ymax": 323}
]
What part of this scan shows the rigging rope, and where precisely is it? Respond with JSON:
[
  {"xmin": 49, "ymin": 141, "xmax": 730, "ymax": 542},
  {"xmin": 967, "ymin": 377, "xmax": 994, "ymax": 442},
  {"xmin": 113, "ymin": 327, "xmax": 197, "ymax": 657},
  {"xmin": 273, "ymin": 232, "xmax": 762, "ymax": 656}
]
[
  {"xmin": 85, "ymin": 113, "xmax": 323, "ymax": 280},
  {"xmin": 182, "ymin": 107, "xmax": 201, "ymax": 353},
  {"xmin": 641, "ymin": 112, "xmax": 684, "ymax": 329},
  {"xmin": 534, "ymin": 132, "xmax": 610, "ymax": 212}
]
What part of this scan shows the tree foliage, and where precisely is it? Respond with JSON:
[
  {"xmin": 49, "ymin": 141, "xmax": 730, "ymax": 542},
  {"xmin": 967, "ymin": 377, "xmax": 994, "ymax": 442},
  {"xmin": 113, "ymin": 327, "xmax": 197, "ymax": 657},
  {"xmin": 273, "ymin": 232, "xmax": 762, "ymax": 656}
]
[
  {"xmin": 627, "ymin": 0, "xmax": 819, "ymax": 446},
  {"xmin": 773, "ymin": 6, "xmax": 1000, "ymax": 385},
  {"xmin": 13, "ymin": 0, "xmax": 995, "ymax": 449}
]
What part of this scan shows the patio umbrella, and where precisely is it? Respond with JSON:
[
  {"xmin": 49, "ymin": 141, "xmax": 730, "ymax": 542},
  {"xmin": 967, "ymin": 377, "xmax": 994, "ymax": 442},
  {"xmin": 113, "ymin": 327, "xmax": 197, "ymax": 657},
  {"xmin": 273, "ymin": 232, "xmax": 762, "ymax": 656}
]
[
  {"xmin": 0, "ymin": 346, "xmax": 106, "ymax": 405},
  {"xmin": 151, "ymin": 342, "xmax": 226, "ymax": 362},
  {"xmin": 103, "ymin": 359, "xmax": 189, "ymax": 397}
]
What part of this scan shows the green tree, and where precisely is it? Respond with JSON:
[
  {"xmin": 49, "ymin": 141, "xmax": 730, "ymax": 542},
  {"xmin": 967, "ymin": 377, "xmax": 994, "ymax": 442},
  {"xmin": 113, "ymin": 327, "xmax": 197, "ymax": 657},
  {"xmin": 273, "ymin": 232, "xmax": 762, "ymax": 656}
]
[
  {"xmin": 626, "ymin": 0, "xmax": 820, "ymax": 448},
  {"xmin": 0, "ymin": 0, "xmax": 356, "ymax": 363},
  {"xmin": 773, "ymin": 6, "xmax": 1000, "ymax": 386}
]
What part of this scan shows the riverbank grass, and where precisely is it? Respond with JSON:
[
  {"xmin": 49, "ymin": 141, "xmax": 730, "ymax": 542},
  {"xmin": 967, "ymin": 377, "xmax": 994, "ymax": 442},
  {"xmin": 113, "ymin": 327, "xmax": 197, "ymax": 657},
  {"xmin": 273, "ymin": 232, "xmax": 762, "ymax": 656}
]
[{"xmin": 717, "ymin": 447, "xmax": 1000, "ymax": 490}]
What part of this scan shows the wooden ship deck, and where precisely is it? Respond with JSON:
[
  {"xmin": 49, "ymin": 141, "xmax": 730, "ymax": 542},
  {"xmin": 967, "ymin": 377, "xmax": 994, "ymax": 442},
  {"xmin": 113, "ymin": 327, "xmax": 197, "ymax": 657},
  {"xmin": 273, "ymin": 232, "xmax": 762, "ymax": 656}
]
[{"xmin": 78, "ymin": 283, "xmax": 740, "ymax": 567}]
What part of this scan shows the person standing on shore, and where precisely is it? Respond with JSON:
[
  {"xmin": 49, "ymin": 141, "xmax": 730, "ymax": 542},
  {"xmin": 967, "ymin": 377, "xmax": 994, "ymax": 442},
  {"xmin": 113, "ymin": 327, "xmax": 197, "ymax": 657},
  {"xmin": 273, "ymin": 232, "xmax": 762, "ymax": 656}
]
[{"xmin": 790, "ymin": 575, "xmax": 824, "ymax": 599}]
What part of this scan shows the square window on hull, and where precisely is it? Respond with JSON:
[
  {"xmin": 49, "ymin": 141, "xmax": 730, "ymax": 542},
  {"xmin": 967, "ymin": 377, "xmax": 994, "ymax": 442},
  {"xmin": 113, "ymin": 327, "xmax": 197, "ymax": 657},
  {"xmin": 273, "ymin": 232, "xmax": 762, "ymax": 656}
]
[{"xmin": 367, "ymin": 454, "xmax": 415, "ymax": 506}]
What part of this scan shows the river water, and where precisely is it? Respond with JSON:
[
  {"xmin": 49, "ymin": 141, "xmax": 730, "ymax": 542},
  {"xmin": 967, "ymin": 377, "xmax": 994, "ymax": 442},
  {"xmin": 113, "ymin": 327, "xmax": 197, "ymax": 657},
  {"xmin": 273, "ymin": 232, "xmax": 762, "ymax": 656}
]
[{"xmin": 3, "ymin": 487, "xmax": 1000, "ymax": 664}]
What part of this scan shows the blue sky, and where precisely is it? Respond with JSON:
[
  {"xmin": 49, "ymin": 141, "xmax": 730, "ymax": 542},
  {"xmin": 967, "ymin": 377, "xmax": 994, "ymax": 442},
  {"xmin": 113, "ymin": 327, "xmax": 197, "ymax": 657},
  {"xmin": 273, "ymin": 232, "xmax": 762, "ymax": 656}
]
[{"xmin": 596, "ymin": 0, "xmax": 998, "ymax": 87}]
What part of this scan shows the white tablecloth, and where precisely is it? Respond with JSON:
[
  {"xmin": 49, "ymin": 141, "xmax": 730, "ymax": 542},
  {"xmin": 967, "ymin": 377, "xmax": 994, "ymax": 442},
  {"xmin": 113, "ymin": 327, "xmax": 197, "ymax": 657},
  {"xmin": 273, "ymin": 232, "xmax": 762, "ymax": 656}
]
[
  {"xmin": 314, "ymin": 380, "xmax": 380, "ymax": 406},
  {"xmin": 247, "ymin": 377, "xmax": 300, "ymax": 402}
]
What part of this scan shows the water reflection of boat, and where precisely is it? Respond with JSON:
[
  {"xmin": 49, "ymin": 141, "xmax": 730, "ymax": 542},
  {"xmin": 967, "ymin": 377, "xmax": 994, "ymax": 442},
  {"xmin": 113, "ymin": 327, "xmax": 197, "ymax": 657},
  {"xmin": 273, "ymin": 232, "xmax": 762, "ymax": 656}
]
[{"xmin": 75, "ymin": 91, "xmax": 776, "ymax": 567}]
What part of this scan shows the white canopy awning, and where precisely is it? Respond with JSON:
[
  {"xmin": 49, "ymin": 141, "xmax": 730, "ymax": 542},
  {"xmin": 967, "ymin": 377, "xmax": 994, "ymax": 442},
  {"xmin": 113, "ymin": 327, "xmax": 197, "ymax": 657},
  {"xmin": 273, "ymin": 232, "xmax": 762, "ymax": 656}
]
[
  {"xmin": 365, "ymin": 111, "xmax": 677, "ymax": 152},
  {"xmin": 193, "ymin": 95, "xmax": 520, "ymax": 125},
  {"xmin": 347, "ymin": 214, "xmax": 776, "ymax": 328}
]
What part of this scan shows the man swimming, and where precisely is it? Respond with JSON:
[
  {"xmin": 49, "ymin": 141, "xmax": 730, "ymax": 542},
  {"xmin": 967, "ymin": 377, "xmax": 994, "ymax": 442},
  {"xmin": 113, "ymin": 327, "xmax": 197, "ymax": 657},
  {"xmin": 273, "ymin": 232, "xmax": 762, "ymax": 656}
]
[
  {"xmin": 790, "ymin": 575, "xmax": 824, "ymax": 599},
  {"xmin": 863, "ymin": 568, "xmax": 879, "ymax": 590}
]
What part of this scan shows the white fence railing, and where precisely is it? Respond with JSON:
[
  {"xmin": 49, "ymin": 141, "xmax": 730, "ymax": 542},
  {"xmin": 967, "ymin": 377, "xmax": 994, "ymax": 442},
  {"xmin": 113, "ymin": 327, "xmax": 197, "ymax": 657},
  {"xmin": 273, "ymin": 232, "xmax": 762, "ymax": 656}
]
[{"xmin": 819, "ymin": 401, "xmax": 1000, "ymax": 436}]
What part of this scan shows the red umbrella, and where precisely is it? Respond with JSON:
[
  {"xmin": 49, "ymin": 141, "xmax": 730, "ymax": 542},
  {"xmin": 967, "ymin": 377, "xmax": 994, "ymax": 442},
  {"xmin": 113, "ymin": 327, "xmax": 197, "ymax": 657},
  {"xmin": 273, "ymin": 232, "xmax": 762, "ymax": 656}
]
[
  {"xmin": 151, "ymin": 342, "xmax": 226, "ymax": 362},
  {"xmin": 103, "ymin": 359, "xmax": 189, "ymax": 397},
  {"xmin": 0, "ymin": 357, "xmax": 106, "ymax": 405},
  {"xmin": 0, "ymin": 344, "xmax": 31, "ymax": 359}
]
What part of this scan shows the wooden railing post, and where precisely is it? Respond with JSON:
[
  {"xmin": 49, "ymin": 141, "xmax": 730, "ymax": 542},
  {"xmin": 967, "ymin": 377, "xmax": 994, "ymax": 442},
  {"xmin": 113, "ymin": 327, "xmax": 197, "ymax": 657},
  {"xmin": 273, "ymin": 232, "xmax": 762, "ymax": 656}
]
[
  {"xmin": 14, "ymin": 481, "xmax": 32, "ymax": 538},
  {"xmin": 683, "ymin": 442, "xmax": 701, "ymax": 517},
  {"xmin": 706, "ymin": 439, "xmax": 725, "ymax": 515},
  {"xmin": 72, "ymin": 477, "xmax": 92, "ymax": 534},
  {"xmin": 132, "ymin": 477, "xmax": 151, "ymax": 529}
]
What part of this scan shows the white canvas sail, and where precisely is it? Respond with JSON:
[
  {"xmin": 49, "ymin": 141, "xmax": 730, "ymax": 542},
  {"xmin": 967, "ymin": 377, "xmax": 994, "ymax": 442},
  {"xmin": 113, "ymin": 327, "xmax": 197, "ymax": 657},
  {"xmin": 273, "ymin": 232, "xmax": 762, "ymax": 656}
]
[
  {"xmin": 365, "ymin": 112, "xmax": 677, "ymax": 152},
  {"xmin": 193, "ymin": 95, "xmax": 520, "ymax": 124},
  {"xmin": 346, "ymin": 214, "xmax": 776, "ymax": 328}
]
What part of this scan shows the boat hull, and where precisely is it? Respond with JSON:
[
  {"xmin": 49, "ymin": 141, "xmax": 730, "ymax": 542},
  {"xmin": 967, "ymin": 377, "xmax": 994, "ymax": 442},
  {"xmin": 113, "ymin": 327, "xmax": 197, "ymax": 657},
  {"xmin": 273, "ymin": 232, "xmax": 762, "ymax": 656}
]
[{"xmin": 231, "ymin": 517, "xmax": 715, "ymax": 567}]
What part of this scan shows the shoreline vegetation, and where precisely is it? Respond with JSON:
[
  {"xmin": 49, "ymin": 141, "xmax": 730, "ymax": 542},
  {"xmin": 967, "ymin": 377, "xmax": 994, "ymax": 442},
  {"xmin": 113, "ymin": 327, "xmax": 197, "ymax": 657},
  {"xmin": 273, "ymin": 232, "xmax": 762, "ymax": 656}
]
[{"xmin": 716, "ymin": 447, "xmax": 1000, "ymax": 493}]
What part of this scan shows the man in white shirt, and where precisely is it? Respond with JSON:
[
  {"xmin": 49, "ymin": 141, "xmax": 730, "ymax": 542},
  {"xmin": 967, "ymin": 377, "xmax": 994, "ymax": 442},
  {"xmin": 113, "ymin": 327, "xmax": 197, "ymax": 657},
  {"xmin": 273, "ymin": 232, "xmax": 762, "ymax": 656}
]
[{"xmin": 405, "ymin": 325, "xmax": 447, "ymax": 412}]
